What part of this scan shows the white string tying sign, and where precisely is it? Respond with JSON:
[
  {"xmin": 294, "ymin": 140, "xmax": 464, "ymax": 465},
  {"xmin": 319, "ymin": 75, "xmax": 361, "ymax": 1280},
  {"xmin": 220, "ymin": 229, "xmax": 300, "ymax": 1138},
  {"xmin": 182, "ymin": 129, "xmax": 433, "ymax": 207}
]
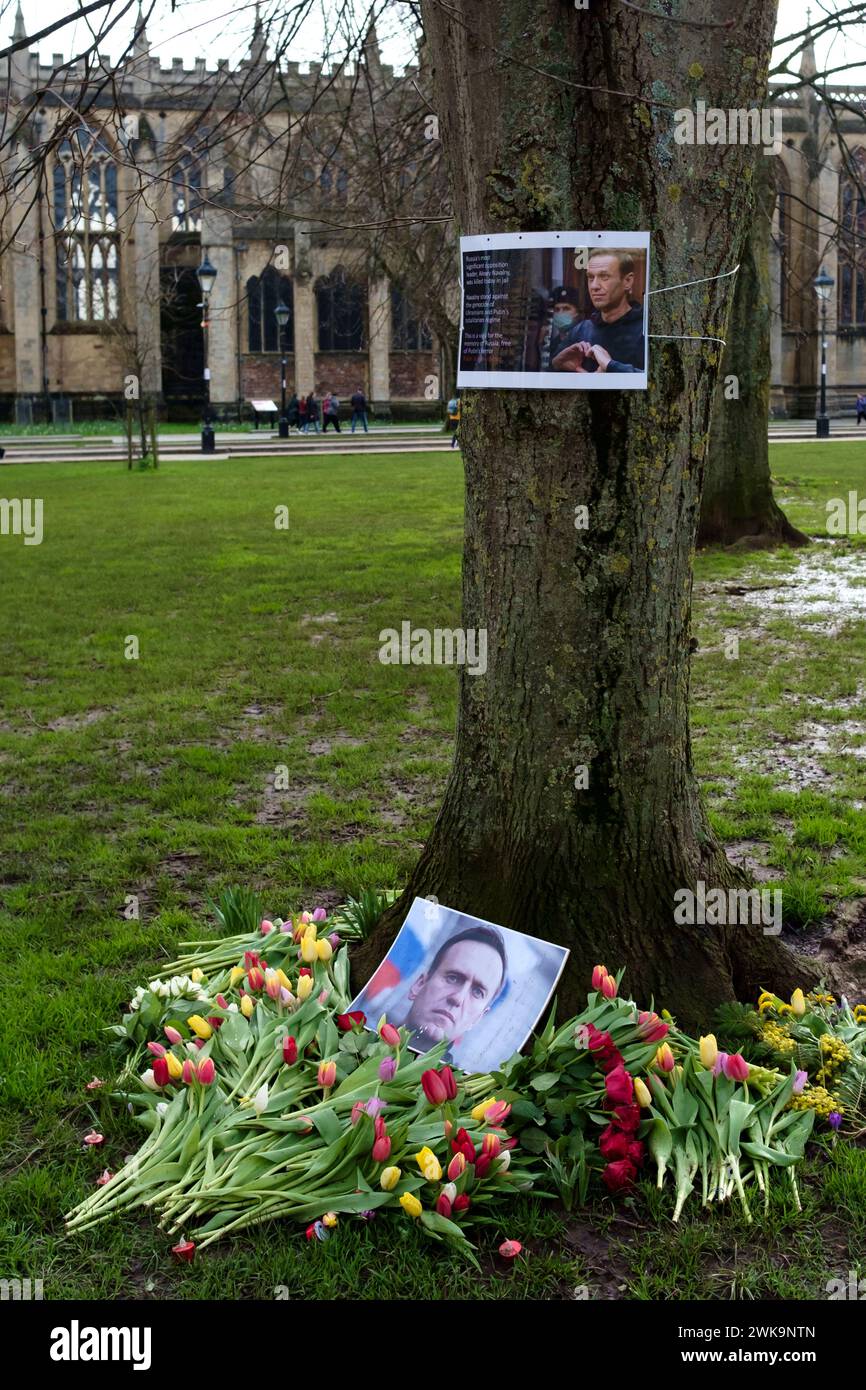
[{"xmin": 648, "ymin": 263, "xmax": 741, "ymax": 348}]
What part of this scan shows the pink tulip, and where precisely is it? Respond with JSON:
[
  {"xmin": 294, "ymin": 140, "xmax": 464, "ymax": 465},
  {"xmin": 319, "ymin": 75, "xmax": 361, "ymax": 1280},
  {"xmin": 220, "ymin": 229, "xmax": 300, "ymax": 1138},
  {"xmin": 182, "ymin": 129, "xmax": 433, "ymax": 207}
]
[
  {"xmin": 313, "ymin": 907, "xmax": 327, "ymax": 922},
  {"xmin": 328, "ymin": 933, "xmax": 341, "ymax": 950},
  {"xmin": 216, "ymin": 994, "xmax": 228, "ymax": 1010},
  {"xmin": 723, "ymin": 1052, "xmax": 750, "ymax": 1082},
  {"xmin": 483, "ymin": 1100, "xmax": 512, "ymax": 1126},
  {"xmin": 637, "ymin": 1011, "xmax": 669, "ymax": 1044},
  {"xmin": 164, "ymin": 1026, "xmax": 182, "ymax": 1045},
  {"xmin": 351, "ymin": 1101, "xmax": 366, "ymax": 1126},
  {"xmin": 182, "ymin": 1059, "xmax": 196, "ymax": 1084},
  {"xmin": 372, "ymin": 1135, "xmax": 392, "ymax": 1162},
  {"xmin": 83, "ymin": 1130, "xmax": 104, "ymax": 1146},
  {"xmin": 260, "ymin": 919, "xmax": 274, "ymax": 935},
  {"xmin": 437, "ymin": 1193, "xmax": 452, "ymax": 1218},
  {"xmin": 380, "ymin": 1022, "xmax": 401, "ymax": 1047},
  {"xmin": 447, "ymin": 1152, "xmax": 466, "ymax": 1181},
  {"xmin": 318, "ymin": 1061, "xmax": 337, "ymax": 1088},
  {"xmin": 147, "ymin": 1041, "xmax": 167, "ymax": 1058},
  {"xmin": 85, "ymin": 1077, "xmax": 104, "ymax": 1090},
  {"xmin": 591, "ymin": 964, "xmax": 608, "ymax": 991},
  {"xmin": 499, "ymin": 1240, "xmax": 522, "ymax": 1260},
  {"xmin": 378, "ymin": 1056, "xmax": 397, "ymax": 1082},
  {"xmin": 96, "ymin": 1169, "xmax": 113, "ymax": 1187}
]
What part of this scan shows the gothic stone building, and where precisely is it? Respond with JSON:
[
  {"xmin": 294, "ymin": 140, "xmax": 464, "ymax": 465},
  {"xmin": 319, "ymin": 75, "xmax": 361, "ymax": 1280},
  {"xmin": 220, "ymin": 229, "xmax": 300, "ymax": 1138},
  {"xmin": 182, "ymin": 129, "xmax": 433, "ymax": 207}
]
[
  {"xmin": 0, "ymin": 11, "xmax": 863, "ymax": 421},
  {"xmin": 0, "ymin": 6, "xmax": 437, "ymax": 423}
]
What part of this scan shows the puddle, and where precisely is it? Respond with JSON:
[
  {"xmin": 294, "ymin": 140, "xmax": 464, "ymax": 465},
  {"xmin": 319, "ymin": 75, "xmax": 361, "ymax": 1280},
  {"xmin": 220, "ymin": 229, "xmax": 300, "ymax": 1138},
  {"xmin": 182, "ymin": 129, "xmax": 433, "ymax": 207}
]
[{"xmin": 700, "ymin": 545, "xmax": 866, "ymax": 636}]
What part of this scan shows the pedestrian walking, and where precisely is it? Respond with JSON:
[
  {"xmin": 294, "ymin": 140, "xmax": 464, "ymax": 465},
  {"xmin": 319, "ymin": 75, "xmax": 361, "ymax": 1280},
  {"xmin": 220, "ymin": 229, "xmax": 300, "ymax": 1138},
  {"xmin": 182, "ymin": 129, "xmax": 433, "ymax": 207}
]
[
  {"xmin": 350, "ymin": 387, "xmax": 369, "ymax": 433},
  {"xmin": 447, "ymin": 392, "xmax": 461, "ymax": 449},
  {"xmin": 304, "ymin": 391, "xmax": 320, "ymax": 433},
  {"xmin": 857, "ymin": 392, "xmax": 866, "ymax": 425},
  {"xmin": 322, "ymin": 391, "xmax": 342, "ymax": 432}
]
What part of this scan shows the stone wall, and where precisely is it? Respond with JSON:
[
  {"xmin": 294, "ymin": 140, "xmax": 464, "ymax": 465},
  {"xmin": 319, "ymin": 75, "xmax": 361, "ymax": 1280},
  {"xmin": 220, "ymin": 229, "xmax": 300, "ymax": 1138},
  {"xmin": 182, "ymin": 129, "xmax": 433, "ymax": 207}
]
[{"xmin": 389, "ymin": 351, "xmax": 435, "ymax": 400}]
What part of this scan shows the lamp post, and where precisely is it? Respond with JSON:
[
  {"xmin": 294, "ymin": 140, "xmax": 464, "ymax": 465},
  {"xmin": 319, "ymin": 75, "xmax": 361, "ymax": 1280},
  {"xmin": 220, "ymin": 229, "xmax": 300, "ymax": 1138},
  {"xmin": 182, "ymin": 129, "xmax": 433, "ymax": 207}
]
[
  {"xmin": 197, "ymin": 253, "xmax": 218, "ymax": 453},
  {"xmin": 813, "ymin": 266, "xmax": 834, "ymax": 439},
  {"xmin": 275, "ymin": 300, "xmax": 291, "ymax": 438}
]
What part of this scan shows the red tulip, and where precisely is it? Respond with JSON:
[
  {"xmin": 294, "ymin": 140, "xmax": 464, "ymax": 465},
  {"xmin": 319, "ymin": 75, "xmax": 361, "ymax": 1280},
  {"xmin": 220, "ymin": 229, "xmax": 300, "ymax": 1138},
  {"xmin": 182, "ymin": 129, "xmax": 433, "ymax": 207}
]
[
  {"xmin": 591, "ymin": 964, "xmax": 609, "ymax": 991},
  {"xmin": 451, "ymin": 1128, "xmax": 476, "ymax": 1163},
  {"xmin": 601, "ymin": 973, "xmax": 618, "ymax": 1000},
  {"xmin": 498, "ymin": 1239, "xmax": 522, "ymax": 1260},
  {"xmin": 723, "ymin": 1052, "xmax": 750, "ymax": 1082},
  {"xmin": 283, "ymin": 1035, "xmax": 298, "ymax": 1065},
  {"xmin": 379, "ymin": 1022, "xmax": 401, "ymax": 1047},
  {"xmin": 439, "ymin": 1066, "xmax": 457, "ymax": 1100},
  {"xmin": 436, "ymin": 1193, "xmax": 452, "ymax": 1218},
  {"xmin": 599, "ymin": 1126, "xmax": 632, "ymax": 1161},
  {"xmin": 244, "ymin": 951, "xmax": 259, "ymax": 970},
  {"xmin": 247, "ymin": 966, "xmax": 265, "ymax": 992},
  {"xmin": 421, "ymin": 1069, "xmax": 449, "ymax": 1105},
  {"xmin": 336, "ymin": 1011, "xmax": 366, "ymax": 1032},
  {"xmin": 374, "ymin": 1115, "xmax": 387, "ymax": 1140},
  {"xmin": 181, "ymin": 1059, "xmax": 196, "ymax": 1085},
  {"xmin": 602, "ymin": 1159, "xmax": 637, "ymax": 1194},
  {"xmin": 172, "ymin": 1239, "xmax": 196, "ymax": 1263},
  {"xmin": 453, "ymin": 1193, "xmax": 471, "ymax": 1214},
  {"xmin": 197, "ymin": 1058, "xmax": 215, "ymax": 1085},
  {"xmin": 609, "ymin": 1103, "xmax": 641, "ymax": 1133},
  {"xmin": 152, "ymin": 1056, "xmax": 170, "ymax": 1087},
  {"xmin": 474, "ymin": 1152, "xmax": 492, "ymax": 1180},
  {"xmin": 207, "ymin": 1016, "xmax": 224, "ymax": 1030},
  {"xmin": 372, "ymin": 1135, "xmax": 392, "ymax": 1162},
  {"xmin": 604, "ymin": 1065, "xmax": 634, "ymax": 1107},
  {"xmin": 216, "ymin": 994, "xmax": 228, "ymax": 1010}
]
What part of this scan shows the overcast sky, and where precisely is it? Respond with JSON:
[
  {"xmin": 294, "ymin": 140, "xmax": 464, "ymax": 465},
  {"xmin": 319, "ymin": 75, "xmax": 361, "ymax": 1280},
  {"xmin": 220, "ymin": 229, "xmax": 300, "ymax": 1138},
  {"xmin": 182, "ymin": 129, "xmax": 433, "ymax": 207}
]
[{"xmin": 3, "ymin": 0, "xmax": 866, "ymax": 83}]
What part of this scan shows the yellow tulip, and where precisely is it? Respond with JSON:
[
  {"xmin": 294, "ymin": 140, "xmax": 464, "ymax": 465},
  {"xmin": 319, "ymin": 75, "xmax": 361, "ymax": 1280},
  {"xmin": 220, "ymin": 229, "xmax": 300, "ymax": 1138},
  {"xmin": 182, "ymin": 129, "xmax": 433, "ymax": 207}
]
[
  {"xmin": 322, "ymin": 1212, "xmax": 338, "ymax": 1229},
  {"xmin": 240, "ymin": 994, "xmax": 254, "ymax": 1019},
  {"xmin": 634, "ymin": 1077, "xmax": 652, "ymax": 1108},
  {"xmin": 316, "ymin": 938, "xmax": 333, "ymax": 962},
  {"xmin": 791, "ymin": 988, "xmax": 806, "ymax": 1017},
  {"xmin": 414, "ymin": 1146, "xmax": 442, "ymax": 1182},
  {"xmin": 380, "ymin": 1166, "xmax": 401, "ymax": 1191},
  {"xmin": 165, "ymin": 1052, "xmax": 184, "ymax": 1081},
  {"xmin": 191, "ymin": 968, "xmax": 204, "ymax": 984},
  {"xmin": 301, "ymin": 935, "xmax": 319, "ymax": 964},
  {"xmin": 399, "ymin": 1192, "xmax": 422, "ymax": 1218},
  {"xmin": 229, "ymin": 965, "xmax": 245, "ymax": 988},
  {"xmin": 187, "ymin": 1014, "xmax": 213, "ymax": 1040},
  {"xmin": 296, "ymin": 974, "xmax": 314, "ymax": 1001},
  {"xmin": 699, "ymin": 1034, "xmax": 718, "ymax": 1069},
  {"xmin": 276, "ymin": 968, "xmax": 292, "ymax": 991},
  {"xmin": 471, "ymin": 1096, "xmax": 497, "ymax": 1123}
]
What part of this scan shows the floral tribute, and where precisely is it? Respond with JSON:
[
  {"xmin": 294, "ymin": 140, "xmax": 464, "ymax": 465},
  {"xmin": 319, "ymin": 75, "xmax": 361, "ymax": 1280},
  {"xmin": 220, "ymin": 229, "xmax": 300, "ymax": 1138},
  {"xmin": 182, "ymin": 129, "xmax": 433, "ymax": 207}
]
[{"xmin": 64, "ymin": 904, "xmax": 835, "ymax": 1258}]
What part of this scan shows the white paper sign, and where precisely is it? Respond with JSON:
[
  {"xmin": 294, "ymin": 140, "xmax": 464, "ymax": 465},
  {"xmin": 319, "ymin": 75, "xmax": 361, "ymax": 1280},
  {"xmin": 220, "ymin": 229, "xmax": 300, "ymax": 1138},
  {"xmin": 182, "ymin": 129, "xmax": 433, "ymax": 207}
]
[{"xmin": 457, "ymin": 230, "xmax": 650, "ymax": 391}]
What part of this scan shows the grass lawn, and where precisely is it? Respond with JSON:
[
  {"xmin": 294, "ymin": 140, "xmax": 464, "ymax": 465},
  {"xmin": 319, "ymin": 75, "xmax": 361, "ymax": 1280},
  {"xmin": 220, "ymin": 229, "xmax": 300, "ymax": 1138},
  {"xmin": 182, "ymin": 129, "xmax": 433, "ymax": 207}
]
[{"xmin": 1, "ymin": 442, "xmax": 865, "ymax": 1300}]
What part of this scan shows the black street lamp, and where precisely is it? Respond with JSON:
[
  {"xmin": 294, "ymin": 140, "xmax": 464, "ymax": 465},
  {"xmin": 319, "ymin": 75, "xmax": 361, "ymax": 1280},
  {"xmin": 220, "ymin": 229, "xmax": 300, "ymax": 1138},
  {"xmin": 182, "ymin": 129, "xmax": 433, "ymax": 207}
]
[
  {"xmin": 197, "ymin": 254, "xmax": 218, "ymax": 454},
  {"xmin": 814, "ymin": 266, "xmax": 834, "ymax": 439},
  {"xmin": 275, "ymin": 300, "xmax": 291, "ymax": 438}
]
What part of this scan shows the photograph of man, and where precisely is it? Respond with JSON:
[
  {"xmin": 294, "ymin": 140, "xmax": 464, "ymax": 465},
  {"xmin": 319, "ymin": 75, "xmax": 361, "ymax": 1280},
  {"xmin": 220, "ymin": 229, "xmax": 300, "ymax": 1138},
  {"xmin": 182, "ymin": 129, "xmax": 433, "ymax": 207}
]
[
  {"xmin": 549, "ymin": 249, "xmax": 645, "ymax": 373},
  {"xmin": 395, "ymin": 924, "xmax": 508, "ymax": 1061}
]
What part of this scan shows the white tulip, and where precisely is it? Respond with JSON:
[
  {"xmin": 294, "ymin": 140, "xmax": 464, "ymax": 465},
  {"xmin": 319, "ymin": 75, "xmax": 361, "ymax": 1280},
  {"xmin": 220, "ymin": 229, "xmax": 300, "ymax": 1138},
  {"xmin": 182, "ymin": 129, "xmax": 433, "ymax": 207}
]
[{"xmin": 254, "ymin": 1083, "xmax": 269, "ymax": 1117}]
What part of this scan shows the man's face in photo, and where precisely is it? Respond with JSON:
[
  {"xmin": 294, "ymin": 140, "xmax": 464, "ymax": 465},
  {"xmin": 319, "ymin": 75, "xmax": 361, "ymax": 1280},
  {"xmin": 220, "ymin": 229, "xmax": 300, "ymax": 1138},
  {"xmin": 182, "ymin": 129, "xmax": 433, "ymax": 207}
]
[
  {"xmin": 586, "ymin": 254, "xmax": 633, "ymax": 314},
  {"xmin": 405, "ymin": 937, "xmax": 504, "ymax": 1042}
]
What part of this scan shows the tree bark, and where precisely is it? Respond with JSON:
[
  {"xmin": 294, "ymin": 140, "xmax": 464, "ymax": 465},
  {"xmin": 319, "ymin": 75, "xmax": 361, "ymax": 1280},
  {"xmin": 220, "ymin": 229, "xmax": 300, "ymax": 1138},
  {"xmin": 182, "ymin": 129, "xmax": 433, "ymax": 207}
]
[
  {"xmin": 353, "ymin": 0, "xmax": 813, "ymax": 1030},
  {"xmin": 698, "ymin": 159, "xmax": 808, "ymax": 548}
]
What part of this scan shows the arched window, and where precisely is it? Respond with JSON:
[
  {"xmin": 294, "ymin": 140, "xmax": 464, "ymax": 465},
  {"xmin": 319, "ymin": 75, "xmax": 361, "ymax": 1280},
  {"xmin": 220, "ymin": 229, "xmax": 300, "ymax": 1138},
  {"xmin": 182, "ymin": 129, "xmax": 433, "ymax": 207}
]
[
  {"xmin": 53, "ymin": 128, "xmax": 119, "ymax": 322},
  {"xmin": 316, "ymin": 267, "xmax": 365, "ymax": 350},
  {"xmin": 774, "ymin": 162, "xmax": 793, "ymax": 329},
  {"xmin": 391, "ymin": 286, "xmax": 432, "ymax": 350},
  {"xmin": 839, "ymin": 149, "xmax": 866, "ymax": 326},
  {"xmin": 171, "ymin": 153, "xmax": 203, "ymax": 232},
  {"xmin": 247, "ymin": 266, "xmax": 294, "ymax": 352}
]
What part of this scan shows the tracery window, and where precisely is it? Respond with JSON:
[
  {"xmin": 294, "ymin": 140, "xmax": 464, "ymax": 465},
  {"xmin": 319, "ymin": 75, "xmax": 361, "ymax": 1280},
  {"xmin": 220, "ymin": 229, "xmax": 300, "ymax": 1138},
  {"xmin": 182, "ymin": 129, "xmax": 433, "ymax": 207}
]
[
  {"xmin": 171, "ymin": 153, "xmax": 203, "ymax": 232},
  {"xmin": 839, "ymin": 148, "xmax": 866, "ymax": 326},
  {"xmin": 247, "ymin": 266, "xmax": 294, "ymax": 352},
  {"xmin": 53, "ymin": 129, "xmax": 119, "ymax": 322}
]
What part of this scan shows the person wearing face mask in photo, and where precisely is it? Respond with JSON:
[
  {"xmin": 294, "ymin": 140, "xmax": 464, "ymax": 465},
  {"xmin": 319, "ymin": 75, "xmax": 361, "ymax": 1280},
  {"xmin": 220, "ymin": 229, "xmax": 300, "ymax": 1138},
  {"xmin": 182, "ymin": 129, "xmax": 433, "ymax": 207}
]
[{"xmin": 538, "ymin": 286, "xmax": 584, "ymax": 369}]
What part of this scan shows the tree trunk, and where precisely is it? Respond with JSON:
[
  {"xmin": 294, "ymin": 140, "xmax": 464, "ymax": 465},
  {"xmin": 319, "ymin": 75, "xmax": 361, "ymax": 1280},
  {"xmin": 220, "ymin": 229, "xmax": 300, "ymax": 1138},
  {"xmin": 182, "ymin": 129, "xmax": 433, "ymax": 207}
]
[
  {"xmin": 698, "ymin": 159, "xmax": 808, "ymax": 547},
  {"xmin": 353, "ymin": 0, "xmax": 812, "ymax": 1030}
]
